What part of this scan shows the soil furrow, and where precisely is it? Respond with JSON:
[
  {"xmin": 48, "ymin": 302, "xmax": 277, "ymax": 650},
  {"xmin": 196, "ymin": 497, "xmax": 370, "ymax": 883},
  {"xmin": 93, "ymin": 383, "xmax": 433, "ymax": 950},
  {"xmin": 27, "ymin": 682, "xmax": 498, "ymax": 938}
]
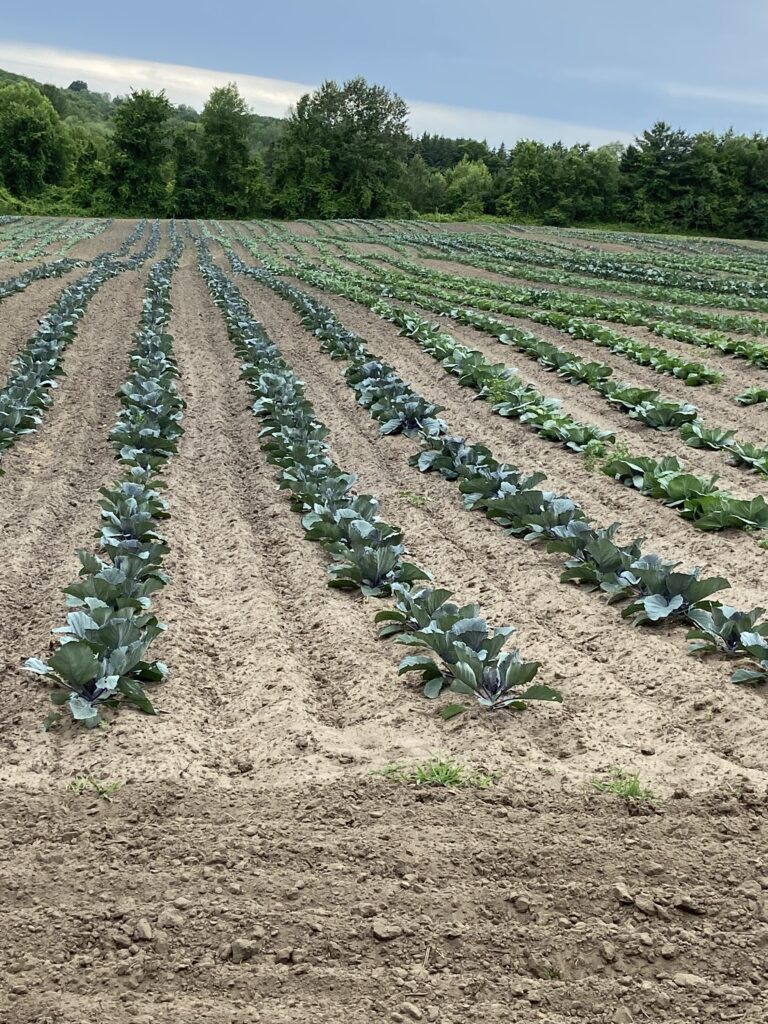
[
  {"xmin": 0, "ymin": 266, "xmax": 152, "ymax": 779},
  {"xmin": 0, "ymin": 267, "xmax": 93, "ymax": 374},
  {"xmin": 260, "ymin": 274, "xmax": 768, "ymax": 599},
  {"xmin": 2, "ymin": 780, "xmax": 765, "ymax": 1024},
  {"xmin": 106, "ymin": 255, "xmax": 464, "ymax": 787},
  {"xmin": 233, "ymin": 273, "xmax": 768, "ymax": 792}
]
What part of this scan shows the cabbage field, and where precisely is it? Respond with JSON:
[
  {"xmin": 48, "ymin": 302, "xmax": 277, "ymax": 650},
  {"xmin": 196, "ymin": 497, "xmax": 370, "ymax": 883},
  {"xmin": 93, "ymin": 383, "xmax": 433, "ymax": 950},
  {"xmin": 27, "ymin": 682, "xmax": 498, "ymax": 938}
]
[{"xmin": 1, "ymin": 216, "xmax": 767, "ymax": 1024}]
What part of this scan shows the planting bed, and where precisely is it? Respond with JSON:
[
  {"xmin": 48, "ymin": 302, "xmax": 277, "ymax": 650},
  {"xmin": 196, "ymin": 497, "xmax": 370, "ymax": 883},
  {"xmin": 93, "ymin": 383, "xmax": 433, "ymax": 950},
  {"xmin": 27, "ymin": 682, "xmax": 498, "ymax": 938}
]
[{"xmin": 1, "ymin": 219, "xmax": 767, "ymax": 1024}]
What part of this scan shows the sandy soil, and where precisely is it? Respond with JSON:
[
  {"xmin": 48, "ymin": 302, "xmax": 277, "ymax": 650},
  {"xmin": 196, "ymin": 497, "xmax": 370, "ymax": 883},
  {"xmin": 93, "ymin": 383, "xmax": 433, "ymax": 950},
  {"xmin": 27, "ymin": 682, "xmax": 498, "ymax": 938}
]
[
  {"xmin": 299, "ymin": 246, "xmax": 768, "ymax": 408},
  {"xmin": 0, "ymin": 268, "xmax": 94, "ymax": 377},
  {"xmin": 0, "ymin": 220, "xmax": 138, "ymax": 276},
  {"xmin": 357, "ymin": 244, "xmax": 768, "ymax": 323},
  {"xmin": 1, "ymin": 224, "xmax": 767, "ymax": 1024}
]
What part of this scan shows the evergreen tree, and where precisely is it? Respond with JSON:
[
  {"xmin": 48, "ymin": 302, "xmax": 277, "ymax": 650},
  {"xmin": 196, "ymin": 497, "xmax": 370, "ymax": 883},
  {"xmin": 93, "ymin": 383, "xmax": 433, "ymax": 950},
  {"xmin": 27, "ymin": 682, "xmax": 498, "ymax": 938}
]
[{"xmin": 169, "ymin": 125, "xmax": 207, "ymax": 218}]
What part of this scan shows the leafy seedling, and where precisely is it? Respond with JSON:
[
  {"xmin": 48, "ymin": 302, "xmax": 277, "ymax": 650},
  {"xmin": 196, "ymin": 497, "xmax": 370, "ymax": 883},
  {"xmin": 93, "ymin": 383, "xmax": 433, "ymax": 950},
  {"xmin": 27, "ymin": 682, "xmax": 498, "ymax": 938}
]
[
  {"xmin": 592, "ymin": 767, "xmax": 655, "ymax": 804},
  {"xmin": 400, "ymin": 490, "xmax": 432, "ymax": 509},
  {"xmin": 376, "ymin": 755, "xmax": 494, "ymax": 789},
  {"xmin": 67, "ymin": 775, "xmax": 123, "ymax": 801},
  {"xmin": 583, "ymin": 438, "xmax": 612, "ymax": 473}
]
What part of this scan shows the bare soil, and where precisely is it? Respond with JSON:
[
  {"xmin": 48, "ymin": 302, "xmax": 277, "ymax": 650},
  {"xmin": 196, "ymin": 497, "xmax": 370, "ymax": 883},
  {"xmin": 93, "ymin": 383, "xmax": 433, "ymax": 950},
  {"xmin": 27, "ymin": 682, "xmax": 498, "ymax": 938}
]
[
  {"xmin": 1, "ymin": 225, "xmax": 767, "ymax": 1024},
  {"xmin": 0, "ymin": 268, "xmax": 93, "ymax": 377}
]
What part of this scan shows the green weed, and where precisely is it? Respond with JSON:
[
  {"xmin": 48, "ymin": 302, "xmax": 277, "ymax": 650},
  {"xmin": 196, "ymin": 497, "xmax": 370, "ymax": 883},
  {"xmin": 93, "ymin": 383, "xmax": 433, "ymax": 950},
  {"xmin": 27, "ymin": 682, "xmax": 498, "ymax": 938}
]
[
  {"xmin": 592, "ymin": 766, "xmax": 655, "ymax": 803},
  {"xmin": 400, "ymin": 490, "xmax": 432, "ymax": 509},
  {"xmin": 376, "ymin": 754, "xmax": 494, "ymax": 789},
  {"xmin": 67, "ymin": 775, "xmax": 123, "ymax": 801}
]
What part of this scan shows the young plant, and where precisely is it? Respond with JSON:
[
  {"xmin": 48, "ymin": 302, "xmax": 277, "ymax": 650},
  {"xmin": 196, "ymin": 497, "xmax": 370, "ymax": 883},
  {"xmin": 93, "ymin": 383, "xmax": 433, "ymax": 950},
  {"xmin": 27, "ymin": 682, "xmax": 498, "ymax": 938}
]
[
  {"xmin": 378, "ymin": 755, "xmax": 494, "ymax": 788},
  {"xmin": 592, "ymin": 767, "xmax": 655, "ymax": 804}
]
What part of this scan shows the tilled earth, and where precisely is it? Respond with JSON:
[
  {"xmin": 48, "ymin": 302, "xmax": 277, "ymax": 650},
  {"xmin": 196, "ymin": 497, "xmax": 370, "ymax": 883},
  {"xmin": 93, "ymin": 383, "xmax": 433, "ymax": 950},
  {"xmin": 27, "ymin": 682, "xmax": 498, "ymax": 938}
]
[{"xmin": 1, "ymin": 220, "xmax": 766, "ymax": 1023}]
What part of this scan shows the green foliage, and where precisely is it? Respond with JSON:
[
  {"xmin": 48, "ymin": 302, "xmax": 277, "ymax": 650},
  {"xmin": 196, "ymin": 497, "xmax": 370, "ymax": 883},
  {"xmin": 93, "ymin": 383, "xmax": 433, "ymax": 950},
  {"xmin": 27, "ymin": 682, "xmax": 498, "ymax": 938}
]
[
  {"xmin": 271, "ymin": 77, "xmax": 410, "ymax": 218},
  {"xmin": 109, "ymin": 90, "xmax": 172, "ymax": 215},
  {"xmin": 67, "ymin": 775, "xmax": 123, "ymax": 800},
  {"xmin": 399, "ymin": 153, "xmax": 447, "ymax": 214},
  {"xmin": 444, "ymin": 157, "xmax": 493, "ymax": 217},
  {"xmin": 378, "ymin": 756, "xmax": 494, "ymax": 788},
  {"xmin": 0, "ymin": 82, "xmax": 68, "ymax": 196},
  {"xmin": 169, "ymin": 125, "xmax": 206, "ymax": 218},
  {"xmin": 592, "ymin": 767, "xmax": 655, "ymax": 804},
  {"xmin": 23, "ymin": 232, "xmax": 181, "ymax": 727},
  {"xmin": 1, "ymin": 61, "xmax": 768, "ymax": 232},
  {"xmin": 200, "ymin": 83, "xmax": 262, "ymax": 217}
]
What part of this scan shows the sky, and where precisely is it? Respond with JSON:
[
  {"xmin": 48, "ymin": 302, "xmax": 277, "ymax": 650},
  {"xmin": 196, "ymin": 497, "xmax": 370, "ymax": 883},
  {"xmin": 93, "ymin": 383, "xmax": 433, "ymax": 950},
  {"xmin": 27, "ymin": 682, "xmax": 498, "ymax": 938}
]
[{"xmin": 1, "ymin": 0, "xmax": 767, "ymax": 148}]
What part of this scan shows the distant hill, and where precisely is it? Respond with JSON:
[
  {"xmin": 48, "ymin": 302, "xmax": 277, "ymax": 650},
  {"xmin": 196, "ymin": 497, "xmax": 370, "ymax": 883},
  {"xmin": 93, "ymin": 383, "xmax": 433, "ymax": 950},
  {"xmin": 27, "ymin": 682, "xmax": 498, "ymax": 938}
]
[{"xmin": 0, "ymin": 65, "xmax": 285, "ymax": 151}]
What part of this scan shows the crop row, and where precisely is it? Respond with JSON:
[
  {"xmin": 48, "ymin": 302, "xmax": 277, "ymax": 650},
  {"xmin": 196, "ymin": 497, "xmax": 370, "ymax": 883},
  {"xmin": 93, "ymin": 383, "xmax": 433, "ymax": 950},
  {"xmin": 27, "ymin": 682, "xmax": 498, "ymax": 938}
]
[
  {"xmin": 279, "ymin": 229, "xmax": 768, "ymax": 375},
  {"xmin": 195, "ymin": 235, "xmax": 558, "ymax": 716},
  {"xmin": 306, "ymin": 220, "xmax": 768, "ymax": 341},
  {"xmin": 223, "ymin": 244, "xmax": 768, "ymax": 685},
  {"xmin": 0, "ymin": 221, "xmax": 159, "ymax": 474},
  {"xmin": 261, "ymin": 242, "xmax": 768, "ymax": 479},
  {"xmin": 368, "ymin": 226, "xmax": 768, "ymax": 313},
  {"xmin": 0, "ymin": 218, "xmax": 148, "ymax": 304},
  {"xmin": 523, "ymin": 229, "xmax": 768, "ymax": 279},
  {"xmin": 294, "ymin": 238, "xmax": 726, "ymax": 387},
  {"xmin": 0, "ymin": 218, "xmax": 59, "ymax": 260},
  {"xmin": 310, "ymin": 240, "xmax": 753, "ymax": 382},
  {"xmin": 24, "ymin": 228, "xmax": 185, "ymax": 727},
  {"xmin": 227, "ymin": 237, "xmax": 768, "ymax": 532},
  {"xmin": 224, "ymin": 237, "xmax": 613, "ymax": 453},
  {"xmin": 0, "ymin": 218, "xmax": 108, "ymax": 262},
  {"xmin": 528, "ymin": 223, "xmax": 768, "ymax": 268},
  {"xmin": 439, "ymin": 230, "xmax": 768, "ymax": 300}
]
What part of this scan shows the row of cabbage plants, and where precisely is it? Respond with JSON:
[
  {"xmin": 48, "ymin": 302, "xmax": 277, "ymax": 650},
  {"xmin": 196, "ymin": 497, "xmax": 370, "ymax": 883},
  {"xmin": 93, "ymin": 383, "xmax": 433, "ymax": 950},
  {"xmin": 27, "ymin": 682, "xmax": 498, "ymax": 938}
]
[
  {"xmin": 306, "ymin": 221, "xmax": 768, "ymax": 343},
  {"xmin": 24, "ymin": 229, "xmax": 185, "ymax": 727},
  {"xmin": 306, "ymin": 242, "xmax": 729, "ymax": 385},
  {"xmin": 226, "ymin": 248, "xmax": 768, "ymax": 685},
  {"xmin": 369, "ymin": 226, "xmax": 768, "ymax": 313},
  {"xmin": 224, "ymin": 238, "xmax": 612, "ymax": 454},
  {"xmin": 249, "ymin": 244, "xmax": 768, "ymax": 481},
  {"xmin": 441, "ymin": 230, "xmax": 768, "ymax": 300},
  {"xmin": 15, "ymin": 218, "xmax": 111, "ymax": 262},
  {"xmin": 0, "ymin": 222, "xmax": 159, "ymax": 475},
  {"xmin": 386, "ymin": 309, "xmax": 768, "ymax": 534},
  {"xmin": 228, "ymin": 235, "xmax": 768, "ymax": 513},
  {"xmin": 196, "ymin": 236, "xmax": 557, "ymax": 716},
  {"xmin": 0, "ymin": 220, "xmax": 148, "ymax": 304},
  {"xmin": 340, "ymin": 242, "xmax": 768, "ymax": 372},
  {"xmin": 527, "ymin": 223, "xmax": 768, "ymax": 269},
  {"xmin": 0, "ymin": 218, "xmax": 61, "ymax": 260}
]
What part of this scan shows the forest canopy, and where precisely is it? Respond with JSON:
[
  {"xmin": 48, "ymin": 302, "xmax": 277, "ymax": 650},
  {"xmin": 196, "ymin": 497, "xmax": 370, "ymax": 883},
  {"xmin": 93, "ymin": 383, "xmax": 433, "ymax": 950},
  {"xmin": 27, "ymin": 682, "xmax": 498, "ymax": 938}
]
[{"xmin": 0, "ymin": 66, "xmax": 767, "ymax": 238}]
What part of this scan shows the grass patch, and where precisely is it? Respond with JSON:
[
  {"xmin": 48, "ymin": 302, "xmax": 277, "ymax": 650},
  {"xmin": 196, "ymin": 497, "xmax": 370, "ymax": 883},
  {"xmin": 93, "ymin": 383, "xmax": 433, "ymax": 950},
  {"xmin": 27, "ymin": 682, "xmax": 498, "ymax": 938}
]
[
  {"xmin": 582, "ymin": 437, "xmax": 611, "ymax": 472},
  {"xmin": 400, "ymin": 489, "xmax": 432, "ymax": 509},
  {"xmin": 67, "ymin": 775, "xmax": 123, "ymax": 801},
  {"xmin": 592, "ymin": 766, "xmax": 655, "ymax": 804},
  {"xmin": 377, "ymin": 754, "xmax": 494, "ymax": 788}
]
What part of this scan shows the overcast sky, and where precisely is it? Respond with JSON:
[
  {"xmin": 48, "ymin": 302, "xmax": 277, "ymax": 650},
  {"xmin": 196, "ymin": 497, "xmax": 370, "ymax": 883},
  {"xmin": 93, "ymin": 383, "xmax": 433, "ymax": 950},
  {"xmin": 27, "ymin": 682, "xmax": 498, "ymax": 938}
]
[{"xmin": 2, "ymin": 0, "xmax": 767, "ymax": 148}]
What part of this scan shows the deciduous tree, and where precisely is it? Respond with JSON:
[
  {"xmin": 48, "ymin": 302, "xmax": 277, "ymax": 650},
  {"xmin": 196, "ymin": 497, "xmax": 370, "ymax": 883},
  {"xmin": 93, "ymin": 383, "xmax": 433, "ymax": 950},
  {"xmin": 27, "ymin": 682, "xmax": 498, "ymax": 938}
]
[
  {"xmin": 0, "ymin": 82, "xmax": 68, "ymax": 196},
  {"xmin": 108, "ymin": 89, "xmax": 172, "ymax": 215}
]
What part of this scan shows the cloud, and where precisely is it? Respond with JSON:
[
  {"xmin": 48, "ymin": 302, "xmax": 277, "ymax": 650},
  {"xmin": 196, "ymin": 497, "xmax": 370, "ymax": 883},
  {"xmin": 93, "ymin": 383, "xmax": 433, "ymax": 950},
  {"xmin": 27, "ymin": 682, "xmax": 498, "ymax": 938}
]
[
  {"xmin": 408, "ymin": 99, "xmax": 633, "ymax": 147},
  {"xmin": 0, "ymin": 41, "xmax": 311, "ymax": 118},
  {"xmin": 0, "ymin": 39, "xmax": 633, "ymax": 146},
  {"xmin": 663, "ymin": 81, "xmax": 768, "ymax": 107},
  {"xmin": 565, "ymin": 63, "xmax": 768, "ymax": 112}
]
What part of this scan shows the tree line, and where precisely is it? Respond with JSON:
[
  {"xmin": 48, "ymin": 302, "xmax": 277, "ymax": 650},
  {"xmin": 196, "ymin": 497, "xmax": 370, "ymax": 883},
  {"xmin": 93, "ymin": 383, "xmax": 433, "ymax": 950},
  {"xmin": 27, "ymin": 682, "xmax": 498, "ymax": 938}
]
[{"xmin": 1, "ymin": 71, "xmax": 768, "ymax": 238}]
